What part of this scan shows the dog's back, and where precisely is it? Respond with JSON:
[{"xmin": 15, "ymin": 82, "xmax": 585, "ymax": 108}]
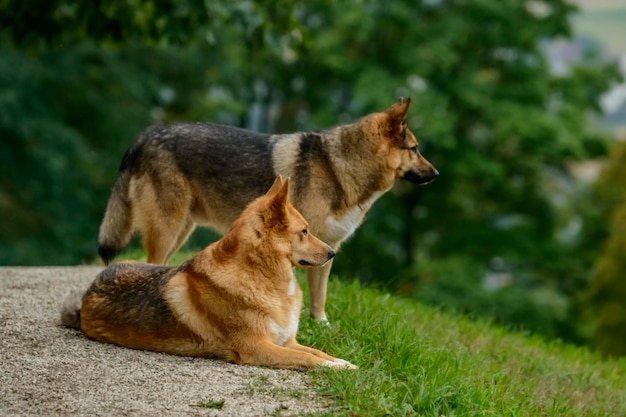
[{"xmin": 127, "ymin": 123, "xmax": 276, "ymax": 195}]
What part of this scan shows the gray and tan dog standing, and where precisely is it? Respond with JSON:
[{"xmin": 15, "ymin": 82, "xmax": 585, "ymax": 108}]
[
  {"xmin": 98, "ymin": 98, "xmax": 438, "ymax": 321},
  {"xmin": 63, "ymin": 177, "xmax": 357, "ymax": 370}
]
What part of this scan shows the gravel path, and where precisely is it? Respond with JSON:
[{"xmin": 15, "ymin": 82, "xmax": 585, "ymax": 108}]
[{"xmin": 0, "ymin": 267, "xmax": 332, "ymax": 416}]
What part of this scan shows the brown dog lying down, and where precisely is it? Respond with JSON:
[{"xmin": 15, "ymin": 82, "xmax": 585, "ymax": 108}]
[{"xmin": 61, "ymin": 176, "xmax": 357, "ymax": 370}]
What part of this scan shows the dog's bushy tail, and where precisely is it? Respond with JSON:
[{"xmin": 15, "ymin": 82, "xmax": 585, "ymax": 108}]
[
  {"xmin": 60, "ymin": 290, "xmax": 83, "ymax": 329},
  {"xmin": 98, "ymin": 166, "xmax": 134, "ymax": 265}
]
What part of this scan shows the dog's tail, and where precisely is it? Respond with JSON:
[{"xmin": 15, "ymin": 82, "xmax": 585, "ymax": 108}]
[
  {"xmin": 60, "ymin": 289, "xmax": 84, "ymax": 330},
  {"xmin": 98, "ymin": 150, "xmax": 136, "ymax": 265}
]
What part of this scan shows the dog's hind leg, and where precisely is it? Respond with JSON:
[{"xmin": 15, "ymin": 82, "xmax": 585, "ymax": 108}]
[
  {"xmin": 306, "ymin": 259, "xmax": 334, "ymax": 322},
  {"xmin": 130, "ymin": 174, "xmax": 192, "ymax": 265},
  {"xmin": 144, "ymin": 220, "xmax": 186, "ymax": 265},
  {"xmin": 164, "ymin": 217, "xmax": 196, "ymax": 263},
  {"xmin": 142, "ymin": 200, "xmax": 192, "ymax": 265}
]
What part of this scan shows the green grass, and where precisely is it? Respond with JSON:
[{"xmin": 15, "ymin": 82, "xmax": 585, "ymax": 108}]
[
  {"xmin": 298, "ymin": 278, "xmax": 626, "ymax": 417},
  {"xmin": 114, "ymin": 249, "xmax": 626, "ymax": 416}
]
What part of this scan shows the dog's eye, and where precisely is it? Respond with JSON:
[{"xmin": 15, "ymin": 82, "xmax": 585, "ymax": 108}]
[
  {"xmin": 409, "ymin": 145, "xmax": 418, "ymax": 154},
  {"xmin": 302, "ymin": 229, "xmax": 308, "ymax": 236}
]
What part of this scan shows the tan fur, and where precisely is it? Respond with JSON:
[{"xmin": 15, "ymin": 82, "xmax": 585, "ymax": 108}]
[
  {"xmin": 68, "ymin": 177, "xmax": 357, "ymax": 370},
  {"xmin": 98, "ymin": 98, "xmax": 438, "ymax": 321}
]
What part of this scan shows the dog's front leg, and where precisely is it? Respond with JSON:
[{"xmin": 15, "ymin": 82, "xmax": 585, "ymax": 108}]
[
  {"xmin": 306, "ymin": 259, "xmax": 334, "ymax": 321},
  {"xmin": 283, "ymin": 338, "xmax": 358, "ymax": 369},
  {"xmin": 282, "ymin": 338, "xmax": 334, "ymax": 360},
  {"xmin": 236, "ymin": 339, "xmax": 335, "ymax": 370}
]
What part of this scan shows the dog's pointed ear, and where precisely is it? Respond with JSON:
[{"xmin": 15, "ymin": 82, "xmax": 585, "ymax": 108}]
[
  {"xmin": 265, "ymin": 175, "xmax": 285, "ymax": 197},
  {"xmin": 271, "ymin": 176, "xmax": 290, "ymax": 207},
  {"xmin": 267, "ymin": 176, "xmax": 291, "ymax": 224},
  {"xmin": 385, "ymin": 97, "xmax": 411, "ymax": 124}
]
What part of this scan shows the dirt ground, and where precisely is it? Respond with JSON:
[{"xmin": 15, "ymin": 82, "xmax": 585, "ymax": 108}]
[{"xmin": 0, "ymin": 267, "xmax": 332, "ymax": 416}]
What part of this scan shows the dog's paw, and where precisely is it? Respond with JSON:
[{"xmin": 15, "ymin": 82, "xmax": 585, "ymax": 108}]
[
  {"xmin": 321, "ymin": 359, "xmax": 358, "ymax": 370},
  {"xmin": 333, "ymin": 358, "xmax": 358, "ymax": 369},
  {"xmin": 310, "ymin": 314, "xmax": 331, "ymax": 326},
  {"xmin": 317, "ymin": 318, "xmax": 331, "ymax": 327}
]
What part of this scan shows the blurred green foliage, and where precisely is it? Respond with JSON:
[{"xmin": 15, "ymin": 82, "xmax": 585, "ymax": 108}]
[
  {"xmin": 1, "ymin": 0, "xmax": 623, "ymax": 352},
  {"xmin": 1, "ymin": 0, "xmax": 302, "ymax": 48},
  {"xmin": 582, "ymin": 142, "xmax": 626, "ymax": 356}
]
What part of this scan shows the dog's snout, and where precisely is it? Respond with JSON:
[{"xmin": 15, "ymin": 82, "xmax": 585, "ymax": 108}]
[{"xmin": 327, "ymin": 249, "xmax": 336, "ymax": 260}]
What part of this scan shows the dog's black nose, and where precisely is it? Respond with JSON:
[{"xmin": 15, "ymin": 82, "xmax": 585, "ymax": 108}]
[{"xmin": 328, "ymin": 249, "xmax": 336, "ymax": 260}]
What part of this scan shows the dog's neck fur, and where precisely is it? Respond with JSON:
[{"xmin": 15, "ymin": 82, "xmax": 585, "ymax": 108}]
[
  {"xmin": 320, "ymin": 116, "xmax": 395, "ymax": 208},
  {"xmin": 272, "ymin": 114, "xmax": 394, "ymax": 215},
  {"xmin": 188, "ymin": 221, "xmax": 294, "ymax": 296}
]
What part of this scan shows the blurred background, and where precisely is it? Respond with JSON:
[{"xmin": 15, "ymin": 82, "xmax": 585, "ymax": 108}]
[{"xmin": 1, "ymin": 0, "xmax": 626, "ymax": 356}]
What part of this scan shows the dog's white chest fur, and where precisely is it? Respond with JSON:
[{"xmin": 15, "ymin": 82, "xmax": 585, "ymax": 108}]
[
  {"xmin": 324, "ymin": 191, "xmax": 384, "ymax": 243},
  {"xmin": 269, "ymin": 274, "xmax": 300, "ymax": 346}
]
